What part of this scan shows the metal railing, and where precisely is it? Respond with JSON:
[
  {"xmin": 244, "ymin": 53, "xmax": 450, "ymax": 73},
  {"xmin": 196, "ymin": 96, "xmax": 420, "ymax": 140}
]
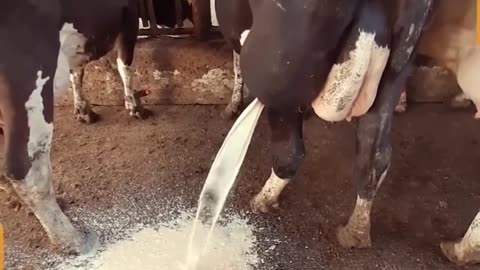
[{"xmin": 137, "ymin": 0, "xmax": 218, "ymax": 39}]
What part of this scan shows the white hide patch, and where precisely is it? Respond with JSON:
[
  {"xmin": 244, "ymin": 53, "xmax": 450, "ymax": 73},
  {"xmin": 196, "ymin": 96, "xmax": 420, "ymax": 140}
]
[
  {"xmin": 273, "ymin": 0, "xmax": 286, "ymax": 11},
  {"xmin": 54, "ymin": 23, "xmax": 88, "ymax": 97},
  {"xmin": 348, "ymin": 195, "xmax": 374, "ymax": 227},
  {"xmin": 456, "ymin": 47, "xmax": 480, "ymax": 117},
  {"xmin": 25, "ymin": 71, "xmax": 54, "ymax": 157},
  {"xmin": 348, "ymin": 44, "xmax": 390, "ymax": 119},
  {"xmin": 240, "ymin": 30, "xmax": 250, "ymax": 46},
  {"xmin": 210, "ymin": 0, "xmax": 219, "ymax": 26},
  {"xmin": 377, "ymin": 166, "xmax": 389, "ymax": 188},
  {"xmin": 312, "ymin": 31, "xmax": 389, "ymax": 122}
]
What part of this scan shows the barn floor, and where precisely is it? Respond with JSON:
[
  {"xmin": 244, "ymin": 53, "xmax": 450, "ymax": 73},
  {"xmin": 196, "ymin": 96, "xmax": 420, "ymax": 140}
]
[{"xmin": 1, "ymin": 104, "xmax": 480, "ymax": 269}]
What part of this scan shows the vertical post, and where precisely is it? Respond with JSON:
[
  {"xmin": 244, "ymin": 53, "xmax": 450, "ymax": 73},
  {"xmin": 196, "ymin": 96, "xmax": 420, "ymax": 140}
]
[
  {"xmin": 138, "ymin": 0, "xmax": 148, "ymax": 29},
  {"xmin": 192, "ymin": 0, "xmax": 211, "ymax": 40},
  {"xmin": 175, "ymin": 0, "xmax": 184, "ymax": 28},
  {"xmin": 146, "ymin": 0, "xmax": 159, "ymax": 36},
  {"xmin": 0, "ymin": 224, "xmax": 3, "ymax": 270}
]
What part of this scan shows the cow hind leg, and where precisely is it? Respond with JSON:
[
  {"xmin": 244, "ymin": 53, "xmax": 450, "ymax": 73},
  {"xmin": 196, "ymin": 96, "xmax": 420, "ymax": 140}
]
[
  {"xmin": 3, "ymin": 71, "xmax": 95, "ymax": 253},
  {"xmin": 115, "ymin": 15, "xmax": 151, "ymax": 119},
  {"xmin": 441, "ymin": 211, "xmax": 480, "ymax": 265},
  {"xmin": 337, "ymin": 66, "xmax": 409, "ymax": 248},
  {"xmin": 222, "ymin": 51, "xmax": 244, "ymax": 119},
  {"xmin": 251, "ymin": 107, "xmax": 305, "ymax": 213},
  {"xmin": 70, "ymin": 68, "xmax": 99, "ymax": 123}
]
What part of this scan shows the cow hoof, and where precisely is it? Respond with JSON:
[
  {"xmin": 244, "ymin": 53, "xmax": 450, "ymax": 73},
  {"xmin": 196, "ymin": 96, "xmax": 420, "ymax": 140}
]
[
  {"xmin": 74, "ymin": 109, "xmax": 100, "ymax": 124},
  {"xmin": 221, "ymin": 104, "xmax": 241, "ymax": 120},
  {"xmin": 440, "ymin": 240, "xmax": 480, "ymax": 266},
  {"xmin": 79, "ymin": 230, "xmax": 98, "ymax": 254},
  {"xmin": 336, "ymin": 225, "xmax": 371, "ymax": 249},
  {"xmin": 450, "ymin": 97, "xmax": 471, "ymax": 109},
  {"xmin": 61, "ymin": 230, "xmax": 98, "ymax": 255},
  {"xmin": 129, "ymin": 107, "xmax": 152, "ymax": 120},
  {"xmin": 250, "ymin": 195, "xmax": 279, "ymax": 214},
  {"xmin": 394, "ymin": 103, "xmax": 407, "ymax": 114}
]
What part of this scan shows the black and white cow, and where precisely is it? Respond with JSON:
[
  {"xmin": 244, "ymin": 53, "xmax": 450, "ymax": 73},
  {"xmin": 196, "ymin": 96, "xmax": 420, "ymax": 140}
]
[
  {"xmin": 212, "ymin": 0, "xmax": 467, "ymax": 263},
  {"xmin": 62, "ymin": 0, "xmax": 149, "ymax": 123},
  {"xmin": 65, "ymin": 0, "xmax": 192, "ymax": 124},
  {"xmin": 0, "ymin": 0, "xmax": 185, "ymax": 254}
]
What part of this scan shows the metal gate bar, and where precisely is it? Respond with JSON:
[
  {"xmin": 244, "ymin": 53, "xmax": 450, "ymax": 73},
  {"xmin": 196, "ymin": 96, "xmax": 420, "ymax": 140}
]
[{"xmin": 137, "ymin": 0, "xmax": 217, "ymax": 38}]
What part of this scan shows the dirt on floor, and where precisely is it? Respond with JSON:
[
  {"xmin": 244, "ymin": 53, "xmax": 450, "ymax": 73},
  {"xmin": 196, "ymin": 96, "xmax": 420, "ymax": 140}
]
[{"xmin": 1, "ymin": 104, "xmax": 480, "ymax": 270}]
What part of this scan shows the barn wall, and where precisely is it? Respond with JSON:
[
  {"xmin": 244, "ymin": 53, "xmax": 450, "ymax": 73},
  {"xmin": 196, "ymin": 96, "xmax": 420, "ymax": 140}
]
[
  {"xmin": 418, "ymin": 0, "xmax": 477, "ymax": 71},
  {"xmin": 407, "ymin": 0, "xmax": 476, "ymax": 102}
]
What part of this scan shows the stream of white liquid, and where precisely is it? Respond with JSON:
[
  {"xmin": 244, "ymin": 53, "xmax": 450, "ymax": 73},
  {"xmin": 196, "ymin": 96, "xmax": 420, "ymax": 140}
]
[{"xmin": 184, "ymin": 98, "xmax": 265, "ymax": 270}]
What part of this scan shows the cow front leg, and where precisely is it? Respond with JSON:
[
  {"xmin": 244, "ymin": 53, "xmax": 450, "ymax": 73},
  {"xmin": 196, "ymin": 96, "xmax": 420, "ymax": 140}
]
[
  {"xmin": 116, "ymin": 32, "xmax": 151, "ymax": 119},
  {"xmin": 4, "ymin": 71, "xmax": 96, "ymax": 253},
  {"xmin": 70, "ymin": 68, "xmax": 99, "ymax": 124},
  {"xmin": 222, "ymin": 51, "xmax": 244, "ymax": 119},
  {"xmin": 251, "ymin": 107, "xmax": 305, "ymax": 213},
  {"xmin": 441, "ymin": 211, "xmax": 480, "ymax": 265}
]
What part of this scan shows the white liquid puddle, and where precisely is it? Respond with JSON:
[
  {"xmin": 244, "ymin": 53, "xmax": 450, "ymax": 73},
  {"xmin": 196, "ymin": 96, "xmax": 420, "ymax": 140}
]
[
  {"xmin": 55, "ymin": 211, "xmax": 259, "ymax": 270},
  {"xmin": 185, "ymin": 99, "xmax": 265, "ymax": 269}
]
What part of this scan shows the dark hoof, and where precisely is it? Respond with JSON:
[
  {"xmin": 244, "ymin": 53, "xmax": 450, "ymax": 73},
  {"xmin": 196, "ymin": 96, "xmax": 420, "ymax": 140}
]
[
  {"xmin": 129, "ymin": 107, "xmax": 152, "ymax": 120},
  {"xmin": 221, "ymin": 104, "xmax": 241, "ymax": 120},
  {"xmin": 74, "ymin": 109, "xmax": 100, "ymax": 124}
]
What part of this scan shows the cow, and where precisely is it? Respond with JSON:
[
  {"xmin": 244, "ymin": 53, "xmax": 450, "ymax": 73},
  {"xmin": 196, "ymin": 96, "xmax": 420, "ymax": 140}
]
[
  {"xmin": 214, "ymin": 0, "xmax": 442, "ymax": 261},
  {"xmin": 0, "ymin": 0, "xmax": 187, "ymax": 254},
  {"xmin": 439, "ymin": 47, "xmax": 480, "ymax": 266},
  {"xmin": 62, "ymin": 0, "xmax": 148, "ymax": 123},
  {"xmin": 65, "ymin": 0, "xmax": 192, "ymax": 124},
  {"xmin": 215, "ymin": 2, "xmax": 412, "ymax": 122}
]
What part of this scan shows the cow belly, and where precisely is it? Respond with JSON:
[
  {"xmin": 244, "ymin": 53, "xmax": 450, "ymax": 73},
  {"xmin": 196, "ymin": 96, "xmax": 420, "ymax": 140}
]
[{"xmin": 312, "ymin": 32, "xmax": 389, "ymax": 122}]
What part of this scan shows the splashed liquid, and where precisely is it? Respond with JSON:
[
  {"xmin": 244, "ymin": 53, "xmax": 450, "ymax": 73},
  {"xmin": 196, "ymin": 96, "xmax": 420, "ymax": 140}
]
[{"xmin": 185, "ymin": 99, "xmax": 265, "ymax": 269}]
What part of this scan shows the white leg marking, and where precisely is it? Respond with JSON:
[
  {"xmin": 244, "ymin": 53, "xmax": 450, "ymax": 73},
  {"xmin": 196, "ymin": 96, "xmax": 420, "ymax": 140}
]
[
  {"xmin": 251, "ymin": 169, "xmax": 290, "ymax": 213},
  {"xmin": 377, "ymin": 165, "xmax": 389, "ymax": 188},
  {"xmin": 441, "ymin": 211, "xmax": 480, "ymax": 265},
  {"xmin": 273, "ymin": 0, "xmax": 286, "ymax": 11},
  {"xmin": 337, "ymin": 195, "xmax": 373, "ymax": 248},
  {"xmin": 240, "ymin": 30, "xmax": 251, "ymax": 46},
  {"xmin": 349, "ymin": 196, "xmax": 374, "ymax": 229},
  {"xmin": 395, "ymin": 90, "xmax": 408, "ymax": 113},
  {"xmin": 15, "ymin": 71, "xmax": 91, "ymax": 252},
  {"xmin": 312, "ymin": 31, "xmax": 376, "ymax": 122},
  {"xmin": 210, "ymin": 0, "xmax": 219, "ymax": 26},
  {"xmin": 69, "ymin": 71, "xmax": 90, "ymax": 113},
  {"xmin": 116, "ymin": 57, "xmax": 136, "ymax": 112},
  {"xmin": 459, "ymin": 212, "xmax": 480, "ymax": 250},
  {"xmin": 224, "ymin": 51, "xmax": 244, "ymax": 117},
  {"xmin": 337, "ymin": 166, "xmax": 389, "ymax": 248}
]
